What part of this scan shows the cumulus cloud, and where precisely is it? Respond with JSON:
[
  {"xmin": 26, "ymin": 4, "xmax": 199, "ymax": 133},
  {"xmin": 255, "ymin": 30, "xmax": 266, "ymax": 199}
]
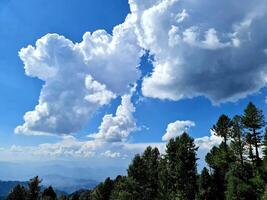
[
  {"xmin": 15, "ymin": 14, "xmax": 142, "ymax": 135},
  {"xmin": 162, "ymin": 120, "xmax": 195, "ymax": 141},
  {"xmin": 16, "ymin": 0, "xmax": 267, "ymax": 140},
  {"xmin": 195, "ymin": 130, "xmax": 222, "ymax": 150},
  {"xmin": 129, "ymin": 0, "xmax": 267, "ymax": 103},
  {"xmin": 88, "ymin": 95, "xmax": 137, "ymax": 142}
]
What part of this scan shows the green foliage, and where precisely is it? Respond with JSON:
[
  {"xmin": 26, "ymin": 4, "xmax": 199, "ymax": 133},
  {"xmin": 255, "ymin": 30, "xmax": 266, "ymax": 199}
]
[
  {"xmin": 110, "ymin": 176, "xmax": 137, "ymax": 200},
  {"xmin": 41, "ymin": 186, "xmax": 57, "ymax": 200},
  {"xmin": 262, "ymin": 185, "xmax": 267, "ymax": 200},
  {"xmin": 231, "ymin": 115, "xmax": 245, "ymax": 166},
  {"xmin": 197, "ymin": 168, "xmax": 214, "ymax": 200},
  {"xmin": 242, "ymin": 102, "xmax": 265, "ymax": 163},
  {"xmin": 6, "ymin": 184, "xmax": 27, "ymax": 200},
  {"xmin": 166, "ymin": 132, "xmax": 198, "ymax": 200},
  {"xmin": 225, "ymin": 163, "xmax": 255, "ymax": 200},
  {"xmin": 128, "ymin": 146, "xmax": 160, "ymax": 200},
  {"xmin": 212, "ymin": 114, "xmax": 232, "ymax": 146},
  {"xmin": 27, "ymin": 176, "xmax": 41, "ymax": 200},
  {"xmin": 90, "ymin": 178, "xmax": 114, "ymax": 200}
]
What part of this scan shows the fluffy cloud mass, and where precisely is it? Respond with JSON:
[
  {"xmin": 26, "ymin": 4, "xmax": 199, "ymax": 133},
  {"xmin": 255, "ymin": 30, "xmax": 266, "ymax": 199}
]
[
  {"xmin": 195, "ymin": 130, "xmax": 222, "ymax": 150},
  {"xmin": 130, "ymin": 0, "xmax": 267, "ymax": 103},
  {"xmin": 15, "ymin": 15, "xmax": 142, "ymax": 135},
  {"xmin": 16, "ymin": 0, "xmax": 267, "ymax": 136},
  {"xmin": 162, "ymin": 120, "xmax": 195, "ymax": 141},
  {"xmin": 88, "ymin": 95, "xmax": 137, "ymax": 142}
]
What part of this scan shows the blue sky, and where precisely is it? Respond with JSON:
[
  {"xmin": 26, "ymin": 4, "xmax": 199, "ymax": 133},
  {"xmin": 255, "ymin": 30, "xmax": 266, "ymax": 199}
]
[{"xmin": 0, "ymin": 0, "xmax": 267, "ymax": 181}]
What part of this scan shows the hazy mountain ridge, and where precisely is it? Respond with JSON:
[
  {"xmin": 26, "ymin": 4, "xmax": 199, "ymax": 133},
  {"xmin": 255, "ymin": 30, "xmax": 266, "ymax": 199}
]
[
  {"xmin": 0, "ymin": 175, "xmax": 98, "ymax": 199},
  {"xmin": 42, "ymin": 174, "xmax": 98, "ymax": 193}
]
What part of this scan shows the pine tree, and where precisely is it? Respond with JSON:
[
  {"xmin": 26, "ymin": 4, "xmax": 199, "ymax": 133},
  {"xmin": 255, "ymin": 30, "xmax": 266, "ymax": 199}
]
[
  {"xmin": 197, "ymin": 167, "xmax": 214, "ymax": 200},
  {"xmin": 7, "ymin": 184, "xmax": 27, "ymax": 200},
  {"xmin": 246, "ymin": 133, "xmax": 254, "ymax": 162},
  {"xmin": 242, "ymin": 102, "xmax": 265, "ymax": 164},
  {"xmin": 142, "ymin": 146, "xmax": 160, "ymax": 199},
  {"xmin": 127, "ymin": 146, "xmax": 160, "ymax": 200},
  {"xmin": 166, "ymin": 132, "xmax": 198, "ymax": 200},
  {"xmin": 158, "ymin": 156, "xmax": 175, "ymax": 200},
  {"xmin": 205, "ymin": 144, "xmax": 235, "ymax": 200},
  {"xmin": 212, "ymin": 114, "xmax": 232, "ymax": 148},
  {"xmin": 225, "ymin": 163, "xmax": 255, "ymax": 200},
  {"xmin": 230, "ymin": 115, "xmax": 245, "ymax": 167},
  {"xmin": 91, "ymin": 177, "xmax": 114, "ymax": 200},
  {"xmin": 110, "ymin": 176, "xmax": 138, "ymax": 200},
  {"xmin": 27, "ymin": 176, "xmax": 41, "ymax": 200},
  {"xmin": 42, "ymin": 186, "xmax": 57, "ymax": 200}
]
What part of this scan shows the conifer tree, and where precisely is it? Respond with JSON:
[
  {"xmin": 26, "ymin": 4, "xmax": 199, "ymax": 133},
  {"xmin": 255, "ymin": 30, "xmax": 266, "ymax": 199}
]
[
  {"xmin": 27, "ymin": 176, "xmax": 41, "ymax": 200},
  {"xmin": 197, "ymin": 167, "xmax": 214, "ymax": 200},
  {"xmin": 42, "ymin": 186, "xmax": 57, "ymax": 200},
  {"xmin": 205, "ymin": 144, "xmax": 235, "ymax": 200},
  {"xmin": 230, "ymin": 115, "xmax": 245, "ymax": 167},
  {"xmin": 91, "ymin": 177, "xmax": 114, "ymax": 200},
  {"xmin": 7, "ymin": 184, "xmax": 27, "ymax": 200},
  {"xmin": 110, "ymin": 176, "xmax": 138, "ymax": 200},
  {"xmin": 212, "ymin": 114, "xmax": 232, "ymax": 148},
  {"xmin": 158, "ymin": 156, "xmax": 175, "ymax": 200},
  {"xmin": 225, "ymin": 163, "xmax": 255, "ymax": 200},
  {"xmin": 166, "ymin": 132, "xmax": 198, "ymax": 200},
  {"xmin": 127, "ymin": 146, "xmax": 160, "ymax": 200},
  {"xmin": 242, "ymin": 102, "xmax": 265, "ymax": 164}
]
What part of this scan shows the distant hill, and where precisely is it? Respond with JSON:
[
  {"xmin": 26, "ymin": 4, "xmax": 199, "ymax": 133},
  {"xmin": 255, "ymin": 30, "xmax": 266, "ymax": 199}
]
[{"xmin": 42, "ymin": 174, "xmax": 98, "ymax": 194}]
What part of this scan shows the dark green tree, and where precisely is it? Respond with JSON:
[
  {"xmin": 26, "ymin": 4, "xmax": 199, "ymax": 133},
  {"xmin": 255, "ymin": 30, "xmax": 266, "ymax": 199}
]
[
  {"xmin": 230, "ymin": 115, "xmax": 245, "ymax": 167},
  {"xmin": 166, "ymin": 132, "xmax": 198, "ymax": 200},
  {"xmin": 7, "ymin": 184, "xmax": 27, "ymax": 200},
  {"xmin": 158, "ymin": 156, "xmax": 175, "ymax": 200},
  {"xmin": 110, "ymin": 176, "xmax": 138, "ymax": 200},
  {"xmin": 242, "ymin": 102, "xmax": 265, "ymax": 164},
  {"xmin": 42, "ymin": 186, "xmax": 57, "ymax": 200},
  {"xmin": 225, "ymin": 163, "xmax": 255, "ymax": 200},
  {"xmin": 212, "ymin": 114, "xmax": 232, "ymax": 148},
  {"xmin": 91, "ymin": 177, "xmax": 114, "ymax": 200},
  {"xmin": 128, "ymin": 146, "xmax": 160, "ymax": 200},
  {"xmin": 197, "ymin": 167, "xmax": 214, "ymax": 200},
  {"xmin": 205, "ymin": 144, "xmax": 235, "ymax": 200},
  {"xmin": 246, "ymin": 133, "xmax": 254, "ymax": 162},
  {"xmin": 27, "ymin": 176, "xmax": 41, "ymax": 200}
]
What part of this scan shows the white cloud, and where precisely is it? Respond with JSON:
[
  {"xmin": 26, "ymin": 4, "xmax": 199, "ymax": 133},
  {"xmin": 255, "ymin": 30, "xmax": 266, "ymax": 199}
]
[
  {"xmin": 130, "ymin": 0, "xmax": 267, "ymax": 104},
  {"xmin": 195, "ymin": 130, "xmax": 222, "ymax": 150},
  {"xmin": 162, "ymin": 120, "xmax": 195, "ymax": 141},
  {"xmin": 101, "ymin": 150, "xmax": 121, "ymax": 158},
  {"xmin": 15, "ymin": 13, "xmax": 142, "ymax": 135},
  {"xmin": 88, "ymin": 95, "xmax": 137, "ymax": 142},
  {"xmin": 16, "ymin": 0, "xmax": 267, "ymax": 137}
]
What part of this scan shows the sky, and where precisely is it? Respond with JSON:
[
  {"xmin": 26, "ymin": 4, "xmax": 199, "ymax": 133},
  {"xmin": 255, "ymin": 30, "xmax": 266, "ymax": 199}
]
[{"xmin": 0, "ymin": 0, "xmax": 267, "ymax": 181}]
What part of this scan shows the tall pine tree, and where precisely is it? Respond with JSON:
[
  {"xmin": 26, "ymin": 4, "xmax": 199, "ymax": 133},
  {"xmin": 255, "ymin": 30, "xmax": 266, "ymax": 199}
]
[
  {"xmin": 166, "ymin": 132, "xmax": 198, "ymax": 200},
  {"xmin": 242, "ymin": 102, "xmax": 265, "ymax": 164}
]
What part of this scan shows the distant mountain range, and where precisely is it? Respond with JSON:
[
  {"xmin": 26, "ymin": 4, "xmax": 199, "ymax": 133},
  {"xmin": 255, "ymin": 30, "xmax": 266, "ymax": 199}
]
[
  {"xmin": 0, "ymin": 175, "xmax": 98, "ymax": 199},
  {"xmin": 42, "ymin": 174, "xmax": 98, "ymax": 194}
]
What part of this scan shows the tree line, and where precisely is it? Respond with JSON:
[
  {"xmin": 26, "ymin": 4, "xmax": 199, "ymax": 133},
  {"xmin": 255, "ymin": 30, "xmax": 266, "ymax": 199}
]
[{"xmin": 6, "ymin": 102, "xmax": 267, "ymax": 199}]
